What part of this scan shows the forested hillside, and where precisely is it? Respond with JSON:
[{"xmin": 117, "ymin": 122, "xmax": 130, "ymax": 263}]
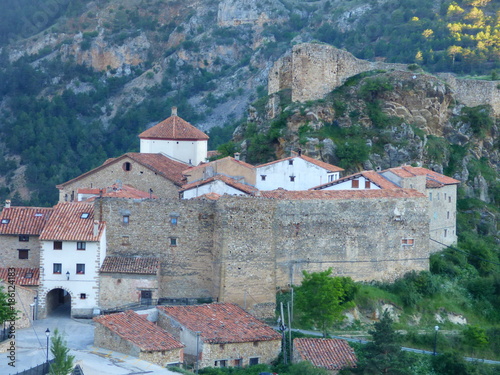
[{"xmin": 0, "ymin": 0, "xmax": 498, "ymax": 205}]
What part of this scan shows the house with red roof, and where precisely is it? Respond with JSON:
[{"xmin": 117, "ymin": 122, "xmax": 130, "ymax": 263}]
[
  {"xmin": 0, "ymin": 201, "xmax": 53, "ymax": 268},
  {"xmin": 94, "ymin": 310, "xmax": 184, "ymax": 367},
  {"xmin": 99, "ymin": 256, "xmax": 160, "ymax": 308},
  {"xmin": 254, "ymin": 153, "xmax": 344, "ymax": 191},
  {"xmin": 183, "ymin": 155, "xmax": 256, "ymax": 186},
  {"xmin": 38, "ymin": 202, "xmax": 106, "ymax": 318},
  {"xmin": 157, "ymin": 303, "xmax": 281, "ymax": 369},
  {"xmin": 180, "ymin": 175, "xmax": 259, "ymax": 199},
  {"xmin": 310, "ymin": 170, "xmax": 399, "ymax": 191},
  {"xmin": 293, "ymin": 338, "xmax": 357, "ymax": 374},
  {"xmin": 380, "ymin": 166, "xmax": 461, "ymax": 250},
  {"xmin": 139, "ymin": 106, "xmax": 209, "ymax": 166}
]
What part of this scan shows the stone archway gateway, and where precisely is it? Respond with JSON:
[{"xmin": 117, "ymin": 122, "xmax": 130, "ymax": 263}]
[{"xmin": 45, "ymin": 288, "xmax": 71, "ymax": 317}]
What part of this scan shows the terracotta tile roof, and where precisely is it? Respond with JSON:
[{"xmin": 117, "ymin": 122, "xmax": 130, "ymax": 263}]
[
  {"xmin": 294, "ymin": 338, "xmax": 357, "ymax": 370},
  {"xmin": 384, "ymin": 166, "xmax": 461, "ymax": 187},
  {"xmin": 100, "ymin": 256, "xmax": 159, "ymax": 274},
  {"xmin": 39, "ymin": 202, "xmax": 105, "ymax": 242},
  {"xmin": 79, "ymin": 184, "xmax": 158, "ymax": 201},
  {"xmin": 207, "ymin": 150, "xmax": 221, "ymax": 158},
  {"xmin": 57, "ymin": 153, "xmax": 188, "ymax": 188},
  {"xmin": 261, "ymin": 188, "xmax": 425, "ymax": 200},
  {"xmin": 180, "ymin": 175, "xmax": 258, "ymax": 195},
  {"xmin": 256, "ymin": 155, "xmax": 343, "ymax": 172},
  {"xmin": 94, "ymin": 310, "xmax": 184, "ymax": 352},
  {"xmin": 0, "ymin": 207, "xmax": 52, "ymax": 235},
  {"xmin": 139, "ymin": 115, "xmax": 209, "ymax": 141},
  {"xmin": 195, "ymin": 192, "xmax": 221, "ymax": 200},
  {"xmin": 182, "ymin": 156, "xmax": 255, "ymax": 175},
  {"xmin": 158, "ymin": 303, "xmax": 281, "ymax": 344},
  {"xmin": 310, "ymin": 170, "xmax": 399, "ymax": 190},
  {"xmin": 0, "ymin": 267, "xmax": 40, "ymax": 286}
]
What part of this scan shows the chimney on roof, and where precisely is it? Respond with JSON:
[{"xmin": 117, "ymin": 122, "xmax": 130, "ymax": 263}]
[
  {"xmin": 376, "ymin": 166, "xmax": 381, "ymax": 172},
  {"xmin": 5, "ymin": 200, "xmax": 11, "ymax": 208},
  {"xmin": 298, "ymin": 148, "xmax": 302, "ymax": 156},
  {"xmin": 171, "ymin": 106, "xmax": 178, "ymax": 116},
  {"xmin": 234, "ymin": 152, "xmax": 240, "ymax": 161},
  {"xmin": 93, "ymin": 221, "xmax": 99, "ymax": 237}
]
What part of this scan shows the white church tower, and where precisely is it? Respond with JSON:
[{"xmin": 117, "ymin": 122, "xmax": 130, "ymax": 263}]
[{"xmin": 139, "ymin": 107, "xmax": 209, "ymax": 166}]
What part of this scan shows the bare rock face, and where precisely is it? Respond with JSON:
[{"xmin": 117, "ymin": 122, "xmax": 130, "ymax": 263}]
[{"xmin": 217, "ymin": 0, "xmax": 288, "ymax": 26}]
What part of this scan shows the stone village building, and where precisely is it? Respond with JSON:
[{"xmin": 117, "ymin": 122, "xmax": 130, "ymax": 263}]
[{"xmin": 0, "ymin": 108, "xmax": 459, "ymax": 319}]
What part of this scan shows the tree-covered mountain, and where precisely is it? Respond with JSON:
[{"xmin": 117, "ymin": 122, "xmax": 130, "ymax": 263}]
[{"xmin": 0, "ymin": 0, "xmax": 498, "ymax": 206}]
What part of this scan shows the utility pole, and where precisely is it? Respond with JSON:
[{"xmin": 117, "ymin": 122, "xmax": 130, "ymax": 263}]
[{"xmin": 279, "ymin": 302, "xmax": 287, "ymax": 364}]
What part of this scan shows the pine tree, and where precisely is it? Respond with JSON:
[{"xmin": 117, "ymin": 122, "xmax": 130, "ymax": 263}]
[
  {"xmin": 49, "ymin": 329, "xmax": 75, "ymax": 375},
  {"xmin": 355, "ymin": 310, "xmax": 413, "ymax": 375}
]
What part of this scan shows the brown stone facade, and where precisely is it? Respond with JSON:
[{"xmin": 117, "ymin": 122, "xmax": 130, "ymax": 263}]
[
  {"xmin": 0, "ymin": 235, "xmax": 41, "ymax": 269},
  {"xmin": 99, "ymin": 273, "xmax": 160, "ymax": 309},
  {"xmin": 100, "ymin": 193, "xmax": 429, "ymax": 318},
  {"xmin": 57, "ymin": 155, "xmax": 180, "ymax": 202},
  {"xmin": 94, "ymin": 324, "xmax": 183, "ymax": 366}
]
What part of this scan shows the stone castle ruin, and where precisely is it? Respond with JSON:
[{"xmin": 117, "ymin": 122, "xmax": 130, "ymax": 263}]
[{"xmin": 269, "ymin": 43, "xmax": 500, "ymax": 115}]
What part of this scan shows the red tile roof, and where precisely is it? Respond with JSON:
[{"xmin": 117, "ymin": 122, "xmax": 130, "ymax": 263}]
[
  {"xmin": 39, "ymin": 203, "xmax": 105, "ymax": 242},
  {"xmin": 0, "ymin": 267, "xmax": 40, "ymax": 286},
  {"xmin": 158, "ymin": 303, "xmax": 281, "ymax": 344},
  {"xmin": 180, "ymin": 175, "xmax": 258, "ymax": 195},
  {"xmin": 0, "ymin": 207, "xmax": 52, "ymax": 235},
  {"xmin": 261, "ymin": 188, "xmax": 425, "ymax": 200},
  {"xmin": 139, "ymin": 115, "xmax": 209, "ymax": 141},
  {"xmin": 79, "ymin": 184, "xmax": 158, "ymax": 201},
  {"xmin": 384, "ymin": 166, "xmax": 461, "ymax": 187},
  {"xmin": 256, "ymin": 155, "xmax": 343, "ymax": 172},
  {"xmin": 182, "ymin": 156, "xmax": 255, "ymax": 175},
  {"xmin": 294, "ymin": 338, "xmax": 357, "ymax": 370},
  {"xmin": 100, "ymin": 257, "xmax": 159, "ymax": 274},
  {"xmin": 311, "ymin": 170, "xmax": 399, "ymax": 190},
  {"xmin": 195, "ymin": 192, "xmax": 221, "ymax": 200},
  {"xmin": 94, "ymin": 310, "xmax": 184, "ymax": 352},
  {"xmin": 57, "ymin": 153, "xmax": 188, "ymax": 188}
]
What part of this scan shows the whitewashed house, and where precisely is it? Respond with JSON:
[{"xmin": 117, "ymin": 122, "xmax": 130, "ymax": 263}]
[
  {"xmin": 180, "ymin": 175, "xmax": 258, "ymax": 199},
  {"xmin": 254, "ymin": 154, "xmax": 343, "ymax": 191},
  {"xmin": 139, "ymin": 107, "xmax": 209, "ymax": 166},
  {"xmin": 310, "ymin": 170, "xmax": 399, "ymax": 191},
  {"xmin": 38, "ymin": 202, "xmax": 106, "ymax": 318}
]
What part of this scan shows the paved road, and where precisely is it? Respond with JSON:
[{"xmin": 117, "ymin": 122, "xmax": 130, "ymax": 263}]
[{"xmin": 0, "ymin": 307, "xmax": 179, "ymax": 375}]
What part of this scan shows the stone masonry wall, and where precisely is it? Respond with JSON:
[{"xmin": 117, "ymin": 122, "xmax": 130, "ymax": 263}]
[
  {"xmin": 200, "ymin": 340, "xmax": 281, "ymax": 368},
  {"xmin": 0, "ymin": 235, "xmax": 41, "ymax": 268},
  {"xmin": 58, "ymin": 156, "xmax": 180, "ymax": 203},
  {"xmin": 100, "ymin": 193, "xmax": 429, "ymax": 318},
  {"xmin": 269, "ymin": 43, "xmax": 500, "ymax": 115},
  {"xmin": 99, "ymin": 273, "xmax": 159, "ymax": 308},
  {"xmin": 94, "ymin": 324, "xmax": 139, "ymax": 357},
  {"xmin": 100, "ymin": 198, "xmax": 216, "ymax": 299}
]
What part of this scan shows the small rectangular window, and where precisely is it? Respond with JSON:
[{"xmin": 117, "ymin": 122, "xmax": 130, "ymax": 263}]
[
  {"xmin": 18, "ymin": 249, "xmax": 29, "ymax": 259},
  {"xmin": 170, "ymin": 238, "xmax": 177, "ymax": 246},
  {"xmin": 122, "ymin": 236, "xmax": 130, "ymax": 245},
  {"xmin": 351, "ymin": 179, "xmax": 359, "ymax": 188},
  {"xmin": 249, "ymin": 358, "xmax": 259, "ymax": 366},
  {"xmin": 429, "ymin": 193, "xmax": 433, "ymax": 201},
  {"xmin": 448, "ymin": 196, "xmax": 451, "ymax": 203},
  {"xmin": 401, "ymin": 239, "xmax": 414, "ymax": 246},
  {"xmin": 170, "ymin": 217, "xmax": 177, "ymax": 225},
  {"xmin": 19, "ymin": 235, "xmax": 29, "ymax": 242},
  {"xmin": 328, "ymin": 174, "xmax": 335, "ymax": 182},
  {"xmin": 447, "ymin": 211, "xmax": 450, "ymax": 219},
  {"xmin": 76, "ymin": 264, "xmax": 85, "ymax": 274},
  {"xmin": 54, "ymin": 241, "xmax": 62, "ymax": 250},
  {"xmin": 123, "ymin": 215, "xmax": 129, "ymax": 224},
  {"xmin": 53, "ymin": 263, "xmax": 62, "ymax": 274},
  {"xmin": 365, "ymin": 180, "xmax": 371, "ymax": 189},
  {"xmin": 289, "ymin": 176, "xmax": 295, "ymax": 182},
  {"xmin": 234, "ymin": 359, "xmax": 242, "ymax": 367},
  {"xmin": 260, "ymin": 175, "xmax": 266, "ymax": 181},
  {"xmin": 80, "ymin": 213, "xmax": 90, "ymax": 219},
  {"xmin": 1, "ymin": 219, "xmax": 10, "ymax": 224},
  {"xmin": 77, "ymin": 242, "xmax": 86, "ymax": 250},
  {"xmin": 80, "ymin": 293, "xmax": 86, "ymax": 299},
  {"xmin": 444, "ymin": 229, "xmax": 448, "ymax": 237},
  {"xmin": 288, "ymin": 159, "xmax": 294, "ymax": 165},
  {"xmin": 253, "ymin": 341, "xmax": 259, "ymax": 347}
]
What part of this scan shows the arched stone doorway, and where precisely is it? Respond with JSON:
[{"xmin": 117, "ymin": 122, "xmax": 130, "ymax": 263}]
[{"xmin": 45, "ymin": 288, "xmax": 71, "ymax": 317}]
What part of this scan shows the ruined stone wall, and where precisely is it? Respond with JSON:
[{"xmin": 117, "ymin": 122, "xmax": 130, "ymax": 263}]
[
  {"xmin": 0, "ymin": 235, "xmax": 41, "ymax": 268},
  {"xmin": 58, "ymin": 156, "xmax": 180, "ymax": 203},
  {"xmin": 269, "ymin": 43, "xmax": 407, "ymax": 103},
  {"xmin": 100, "ymin": 198, "xmax": 216, "ymax": 299},
  {"xmin": 269, "ymin": 43, "xmax": 500, "ymax": 115},
  {"xmin": 438, "ymin": 73, "xmax": 500, "ymax": 114}
]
